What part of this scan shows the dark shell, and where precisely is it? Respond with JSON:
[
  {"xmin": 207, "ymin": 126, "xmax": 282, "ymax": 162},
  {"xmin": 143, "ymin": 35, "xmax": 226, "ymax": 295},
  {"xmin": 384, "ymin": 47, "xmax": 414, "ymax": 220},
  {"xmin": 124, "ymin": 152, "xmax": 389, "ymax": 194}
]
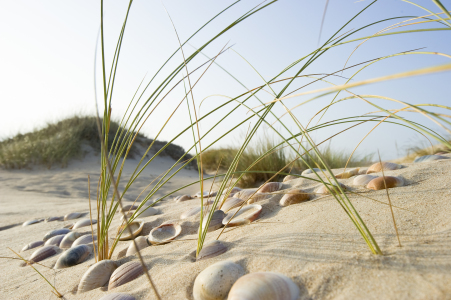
[
  {"xmin": 108, "ymin": 261, "xmax": 144, "ymax": 290},
  {"xmin": 21, "ymin": 241, "xmax": 44, "ymax": 252},
  {"xmin": 99, "ymin": 293, "xmax": 136, "ymax": 300},
  {"xmin": 29, "ymin": 245, "xmax": 60, "ymax": 263},
  {"xmin": 44, "ymin": 234, "xmax": 66, "ymax": 247},
  {"xmin": 43, "ymin": 228, "xmax": 71, "ymax": 241},
  {"xmin": 54, "ymin": 244, "xmax": 92, "ymax": 269}
]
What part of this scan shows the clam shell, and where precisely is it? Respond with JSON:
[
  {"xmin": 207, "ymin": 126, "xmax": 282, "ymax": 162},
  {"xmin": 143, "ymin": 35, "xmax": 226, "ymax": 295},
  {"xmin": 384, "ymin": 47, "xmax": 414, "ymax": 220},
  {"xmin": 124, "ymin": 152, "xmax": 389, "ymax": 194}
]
[
  {"xmin": 99, "ymin": 294, "xmax": 136, "ymax": 300},
  {"xmin": 367, "ymin": 176, "xmax": 404, "ymax": 190},
  {"xmin": 60, "ymin": 232, "xmax": 83, "ymax": 249},
  {"xmin": 54, "ymin": 244, "xmax": 92, "ymax": 269},
  {"xmin": 45, "ymin": 216, "xmax": 62, "ymax": 222},
  {"xmin": 353, "ymin": 175, "xmax": 377, "ymax": 186},
  {"xmin": 44, "ymin": 234, "xmax": 67, "ymax": 247},
  {"xmin": 72, "ymin": 235, "xmax": 97, "ymax": 247},
  {"xmin": 221, "ymin": 197, "xmax": 245, "ymax": 212},
  {"xmin": 247, "ymin": 193, "xmax": 270, "ymax": 204},
  {"xmin": 200, "ymin": 210, "xmax": 226, "ymax": 233},
  {"xmin": 73, "ymin": 218, "xmax": 97, "ymax": 229},
  {"xmin": 174, "ymin": 194, "xmax": 192, "ymax": 202},
  {"xmin": 21, "ymin": 241, "xmax": 44, "ymax": 252},
  {"xmin": 78, "ymin": 260, "xmax": 118, "ymax": 293},
  {"xmin": 43, "ymin": 228, "xmax": 71, "ymax": 242},
  {"xmin": 64, "ymin": 223, "xmax": 75, "ymax": 229},
  {"xmin": 126, "ymin": 236, "xmax": 150, "ymax": 256},
  {"xmin": 279, "ymin": 190, "xmax": 310, "ymax": 207},
  {"xmin": 64, "ymin": 212, "xmax": 84, "ymax": 221},
  {"xmin": 193, "ymin": 260, "xmax": 245, "ymax": 300},
  {"xmin": 222, "ymin": 187, "xmax": 242, "ymax": 195},
  {"xmin": 197, "ymin": 240, "xmax": 227, "ymax": 261},
  {"xmin": 258, "ymin": 182, "xmax": 283, "ymax": 193},
  {"xmin": 234, "ymin": 189, "xmax": 257, "ymax": 201},
  {"xmin": 366, "ymin": 162, "xmax": 402, "ymax": 174},
  {"xmin": 302, "ymin": 168, "xmax": 325, "ymax": 175},
  {"xmin": 222, "ymin": 204, "xmax": 262, "ymax": 227},
  {"xmin": 283, "ymin": 175, "xmax": 299, "ymax": 182},
  {"xmin": 108, "ymin": 261, "xmax": 144, "ymax": 290},
  {"xmin": 136, "ymin": 206, "xmax": 159, "ymax": 218},
  {"xmin": 335, "ymin": 168, "xmax": 359, "ymax": 179},
  {"xmin": 29, "ymin": 245, "xmax": 60, "ymax": 263},
  {"xmin": 413, "ymin": 154, "xmax": 449, "ymax": 163},
  {"xmin": 118, "ymin": 220, "xmax": 145, "ymax": 241},
  {"xmin": 228, "ymin": 272, "xmax": 300, "ymax": 300},
  {"xmin": 22, "ymin": 219, "xmax": 43, "ymax": 227},
  {"xmin": 148, "ymin": 223, "xmax": 182, "ymax": 245},
  {"xmin": 315, "ymin": 182, "xmax": 347, "ymax": 195}
]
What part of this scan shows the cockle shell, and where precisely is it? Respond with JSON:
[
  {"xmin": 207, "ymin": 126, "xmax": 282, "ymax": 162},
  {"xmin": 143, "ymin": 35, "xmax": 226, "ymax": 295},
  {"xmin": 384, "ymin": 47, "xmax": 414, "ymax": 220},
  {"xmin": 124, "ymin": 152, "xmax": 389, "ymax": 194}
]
[
  {"xmin": 413, "ymin": 154, "xmax": 449, "ymax": 163},
  {"xmin": 367, "ymin": 176, "xmax": 404, "ymax": 190},
  {"xmin": 45, "ymin": 216, "xmax": 62, "ymax": 222},
  {"xmin": 302, "ymin": 168, "xmax": 325, "ymax": 175},
  {"xmin": 197, "ymin": 240, "xmax": 227, "ymax": 261},
  {"xmin": 353, "ymin": 175, "xmax": 377, "ymax": 186},
  {"xmin": 64, "ymin": 212, "xmax": 84, "ymax": 221},
  {"xmin": 366, "ymin": 162, "xmax": 402, "ymax": 174},
  {"xmin": 73, "ymin": 218, "xmax": 97, "ymax": 229},
  {"xmin": 279, "ymin": 190, "xmax": 310, "ymax": 207},
  {"xmin": 54, "ymin": 244, "xmax": 92, "ymax": 269},
  {"xmin": 126, "ymin": 236, "xmax": 150, "ymax": 256},
  {"xmin": 44, "ymin": 234, "xmax": 66, "ymax": 247},
  {"xmin": 222, "ymin": 204, "xmax": 262, "ymax": 227},
  {"xmin": 200, "ymin": 210, "xmax": 226, "ymax": 233},
  {"xmin": 60, "ymin": 232, "xmax": 83, "ymax": 249},
  {"xmin": 335, "ymin": 168, "xmax": 360, "ymax": 179},
  {"xmin": 22, "ymin": 219, "xmax": 43, "ymax": 227},
  {"xmin": 108, "ymin": 261, "xmax": 144, "ymax": 290},
  {"xmin": 174, "ymin": 194, "xmax": 192, "ymax": 202},
  {"xmin": 99, "ymin": 294, "xmax": 136, "ymax": 300},
  {"xmin": 193, "ymin": 260, "xmax": 245, "ymax": 300},
  {"xmin": 258, "ymin": 182, "xmax": 283, "ymax": 193},
  {"xmin": 228, "ymin": 272, "xmax": 300, "ymax": 300},
  {"xmin": 29, "ymin": 245, "xmax": 60, "ymax": 264},
  {"xmin": 315, "ymin": 182, "xmax": 347, "ymax": 195},
  {"xmin": 78, "ymin": 260, "xmax": 118, "ymax": 293},
  {"xmin": 283, "ymin": 175, "xmax": 299, "ymax": 182},
  {"xmin": 148, "ymin": 223, "xmax": 182, "ymax": 245},
  {"xmin": 221, "ymin": 198, "xmax": 245, "ymax": 212},
  {"xmin": 43, "ymin": 228, "xmax": 71, "ymax": 242},
  {"xmin": 246, "ymin": 193, "xmax": 270, "ymax": 204},
  {"xmin": 118, "ymin": 220, "xmax": 145, "ymax": 241},
  {"xmin": 72, "ymin": 235, "xmax": 97, "ymax": 247},
  {"xmin": 21, "ymin": 241, "xmax": 44, "ymax": 252}
]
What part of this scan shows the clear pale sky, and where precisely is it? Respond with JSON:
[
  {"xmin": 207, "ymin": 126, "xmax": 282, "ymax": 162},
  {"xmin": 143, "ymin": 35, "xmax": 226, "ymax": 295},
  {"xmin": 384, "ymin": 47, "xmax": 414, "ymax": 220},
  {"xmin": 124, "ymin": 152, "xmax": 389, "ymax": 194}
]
[{"xmin": 1, "ymin": 0, "xmax": 450, "ymax": 160}]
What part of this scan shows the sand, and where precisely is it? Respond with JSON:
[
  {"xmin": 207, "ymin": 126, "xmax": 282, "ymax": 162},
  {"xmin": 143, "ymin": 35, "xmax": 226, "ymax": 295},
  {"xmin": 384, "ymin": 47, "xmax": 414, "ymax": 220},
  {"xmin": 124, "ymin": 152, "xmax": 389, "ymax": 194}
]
[{"xmin": 0, "ymin": 153, "xmax": 450, "ymax": 299}]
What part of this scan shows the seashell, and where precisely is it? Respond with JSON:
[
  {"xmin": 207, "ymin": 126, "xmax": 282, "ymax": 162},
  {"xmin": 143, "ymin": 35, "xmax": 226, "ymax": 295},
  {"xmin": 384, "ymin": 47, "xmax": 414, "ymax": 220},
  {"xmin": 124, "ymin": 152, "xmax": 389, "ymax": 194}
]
[
  {"xmin": 120, "ymin": 205, "xmax": 138, "ymax": 213},
  {"xmin": 108, "ymin": 261, "xmax": 144, "ymax": 290},
  {"xmin": 120, "ymin": 211, "xmax": 134, "ymax": 222},
  {"xmin": 335, "ymin": 168, "xmax": 360, "ymax": 179},
  {"xmin": 197, "ymin": 240, "xmax": 227, "ymax": 261},
  {"xmin": 45, "ymin": 216, "xmax": 62, "ymax": 222},
  {"xmin": 247, "ymin": 193, "xmax": 270, "ymax": 204},
  {"xmin": 148, "ymin": 223, "xmax": 182, "ymax": 245},
  {"xmin": 193, "ymin": 260, "xmax": 245, "ymax": 300},
  {"xmin": 43, "ymin": 228, "xmax": 71, "ymax": 242},
  {"xmin": 22, "ymin": 219, "xmax": 43, "ymax": 227},
  {"xmin": 353, "ymin": 175, "xmax": 377, "ymax": 186},
  {"xmin": 126, "ymin": 236, "xmax": 150, "ymax": 256},
  {"xmin": 366, "ymin": 162, "xmax": 402, "ymax": 174},
  {"xmin": 72, "ymin": 235, "xmax": 97, "ymax": 247},
  {"xmin": 222, "ymin": 187, "xmax": 242, "ymax": 195},
  {"xmin": 99, "ymin": 293, "xmax": 136, "ymax": 300},
  {"xmin": 60, "ymin": 232, "xmax": 83, "ymax": 249},
  {"xmin": 44, "ymin": 234, "xmax": 67, "ymax": 247},
  {"xmin": 413, "ymin": 154, "xmax": 449, "ymax": 163},
  {"xmin": 78, "ymin": 260, "xmax": 119, "ymax": 293},
  {"xmin": 194, "ymin": 191, "xmax": 218, "ymax": 198},
  {"xmin": 64, "ymin": 223, "xmax": 75, "ymax": 229},
  {"xmin": 279, "ymin": 190, "xmax": 310, "ymax": 207},
  {"xmin": 118, "ymin": 220, "xmax": 145, "ymax": 241},
  {"xmin": 181, "ymin": 207, "xmax": 202, "ymax": 219},
  {"xmin": 222, "ymin": 204, "xmax": 262, "ymax": 227},
  {"xmin": 234, "ymin": 189, "xmax": 257, "ymax": 201},
  {"xmin": 73, "ymin": 218, "xmax": 97, "ymax": 229},
  {"xmin": 21, "ymin": 241, "xmax": 44, "ymax": 252},
  {"xmin": 367, "ymin": 176, "xmax": 404, "ymax": 190},
  {"xmin": 174, "ymin": 194, "xmax": 192, "ymax": 202},
  {"xmin": 315, "ymin": 182, "xmax": 347, "ymax": 195},
  {"xmin": 283, "ymin": 175, "xmax": 299, "ymax": 182},
  {"xmin": 200, "ymin": 210, "xmax": 226, "ymax": 233},
  {"xmin": 258, "ymin": 182, "xmax": 283, "ymax": 193},
  {"xmin": 228, "ymin": 272, "xmax": 300, "ymax": 300},
  {"xmin": 136, "ymin": 206, "xmax": 159, "ymax": 218},
  {"xmin": 29, "ymin": 245, "xmax": 60, "ymax": 263},
  {"xmin": 54, "ymin": 244, "xmax": 92, "ymax": 269},
  {"xmin": 358, "ymin": 168, "xmax": 368, "ymax": 175},
  {"xmin": 221, "ymin": 197, "xmax": 245, "ymax": 212},
  {"xmin": 302, "ymin": 168, "xmax": 325, "ymax": 175},
  {"xmin": 64, "ymin": 212, "xmax": 84, "ymax": 221}
]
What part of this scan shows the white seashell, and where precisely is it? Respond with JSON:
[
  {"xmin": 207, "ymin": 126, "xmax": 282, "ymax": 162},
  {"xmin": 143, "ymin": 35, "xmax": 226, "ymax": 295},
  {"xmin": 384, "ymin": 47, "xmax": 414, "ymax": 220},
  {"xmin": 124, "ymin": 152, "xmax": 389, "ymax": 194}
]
[
  {"xmin": 222, "ymin": 204, "xmax": 262, "ymax": 227},
  {"xmin": 367, "ymin": 162, "xmax": 402, "ymax": 174},
  {"xmin": 118, "ymin": 220, "xmax": 145, "ymax": 241},
  {"xmin": 174, "ymin": 194, "xmax": 193, "ymax": 202},
  {"xmin": 193, "ymin": 260, "xmax": 245, "ymax": 300},
  {"xmin": 148, "ymin": 223, "xmax": 182, "ymax": 245},
  {"xmin": 99, "ymin": 293, "xmax": 136, "ymax": 300},
  {"xmin": 200, "ymin": 210, "xmax": 226, "ymax": 233},
  {"xmin": 72, "ymin": 235, "xmax": 97, "ymax": 248},
  {"xmin": 367, "ymin": 176, "xmax": 404, "ymax": 190},
  {"xmin": 315, "ymin": 182, "xmax": 347, "ymax": 195},
  {"xmin": 43, "ymin": 228, "xmax": 71, "ymax": 242},
  {"xmin": 258, "ymin": 182, "xmax": 283, "ymax": 193},
  {"xmin": 234, "ymin": 189, "xmax": 257, "ymax": 201},
  {"xmin": 64, "ymin": 212, "xmax": 84, "ymax": 221},
  {"xmin": 22, "ymin": 219, "xmax": 43, "ymax": 227},
  {"xmin": 73, "ymin": 218, "xmax": 97, "ymax": 229},
  {"xmin": 108, "ymin": 261, "xmax": 144, "ymax": 290},
  {"xmin": 414, "ymin": 154, "xmax": 449, "ymax": 163},
  {"xmin": 78, "ymin": 260, "xmax": 118, "ymax": 293},
  {"xmin": 228, "ymin": 272, "xmax": 300, "ymax": 300},
  {"xmin": 54, "ymin": 244, "xmax": 92, "ymax": 269},
  {"xmin": 353, "ymin": 175, "xmax": 377, "ymax": 186},
  {"xmin": 29, "ymin": 245, "xmax": 60, "ymax": 264},
  {"xmin": 335, "ymin": 168, "xmax": 359, "ymax": 179},
  {"xmin": 246, "ymin": 193, "xmax": 270, "ymax": 204},
  {"xmin": 64, "ymin": 223, "xmax": 75, "ymax": 229},
  {"xmin": 302, "ymin": 168, "xmax": 325, "ymax": 175},
  {"xmin": 283, "ymin": 175, "xmax": 299, "ymax": 182},
  {"xmin": 44, "ymin": 234, "xmax": 67, "ymax": 247},
  {"xmin": 136, "ymin": 206, "xmax": 159, "ymax": 218},
  {"xmin": 279, "ymin": 190, "xmax": 310, "ymax": 207},
  {"xmin": 21, "ymin": 241, "xmax": 44, "ymax": 252},
  {"xmin": 45, "ymin": 216, "xmax": 62, "ymax": 222},
  {"xmin": 60, "ymin": 232, "xmax": 83, "ymax": 249},
  {"xmin": 197, "ymin": 240, "xmax": 227, "ymax": 261},
  {"xmin": 126, "ymin": 236, "xmax": 150, "ymax": 256},
  {"xmin": 221, "ymin": 197, "xmax": 245, "ymax": 212}
]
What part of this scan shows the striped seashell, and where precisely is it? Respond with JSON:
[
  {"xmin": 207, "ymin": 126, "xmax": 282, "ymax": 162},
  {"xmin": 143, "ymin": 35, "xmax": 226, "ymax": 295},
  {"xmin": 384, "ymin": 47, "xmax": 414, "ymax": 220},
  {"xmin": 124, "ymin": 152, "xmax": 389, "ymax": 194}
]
[
  {"xmin": 247, "ymin": 193, "xmax": 270, "ymax": 204},
  {"xmin": 73, "ymin": 218, "xmax": 97, "ymax": 229},
  {"xmin": 64, "ymin": 212, "xmax": 84, "ymax": 221},
  {"xmin": 54, "ymin": 244, "xmax": 92, "ymax": 269},
  {"xmin": 44, "ymin": 234, "xmax": 66, "ymax": 247},
  {"xmin": 316, "ymin": 182, "xmax": 347, "ymax": 195},
  {"xmin": 283, "ymin": 175, "xmax": 299, "ymax": 182},
  {"xmin": 174, "ymin": 194, "xmax": 192, "ymax": 202},
  {"xmin": 118, "ymin": 220, "xmax": 145, "ymax": 241},
  {"xmin": 367, "ymin": 176, "xmax": 404, "ymax": 190},
  {"xmin": 353, "ymin": 175, "xmax": 377, "ymax": 186},
  {"xmin": 60, "ymin": 232, "xmax": 83, "ymax": 249},
  {"xmin": 72, "ymin": 235, "xmax": 97, "ymax": 248},
  {"xmin": 193, "ymin": 260, "xmax": 245, "ymax": 300},
  {"xmin": 21, "ymin": 241, "xmax": 44, "ymax": 252},
  {"xmin": 148, "ymin": 223, "xmax": 182, "ymax": 245},
  {"xmin": 221, "ymin": 197, "xmax": 245, "ymax": 212},
  {"xmin": 228, "ymin": 272, "xmax": 300, "ymax": 300},
  {"xmin": 45, "ymin": 216, "xmax": 63, "ymax": 222},
  {"xmin": 279, "ymin": 190, "xmax": 310, "ymax": 207},
  {"xmin": 126, "ymin": 236, "xmax": 150, "ymax": 256},
  {"xmin": 366, "ymin": 162, "xmax": 402, "ymax": 174},
  {"xmin": 200, "ymin": 210, "xmax": 226, "ymax": 233},
  {"xmin": 222, "ymin": 204, "xmax": 262, "ymax": 227},
  {"xmin": 302, "ymin": 168, "xmax": 325, "ymax": 175},
  {"xmin": 197, "ymin": 240, "xmax": 227, "ymax": 261},
  {"xmin": 413, "ymin": 154, "xmax": 449, "ymax": 163},
  {"xmin": 108, "ymin": 261, "xmax": 144, "ymax": 290},
  {"xmin": 78, "ymin": 260, "xmax": 118, "ymax": 293},
  {"xmin": 335, "ymin": 168, "xmax": 360, "ymax": 179},
  {"xmin": 99, "ymin": 293, "xmax": 136, "ymax": 300},
  {"xmin": 29, "ymin": 245, "xmax": 60, "ymax": 264},
  {"xmin": 259, "ymin": 182, "xmax": 283, "ymax": 193},
  {"xmin": 43, "ymin": 228, "xmax": 71, "ymax": 242},
  {"xmin": 22, "ymin": 219, "xmax": 43, "ymax": 227}
]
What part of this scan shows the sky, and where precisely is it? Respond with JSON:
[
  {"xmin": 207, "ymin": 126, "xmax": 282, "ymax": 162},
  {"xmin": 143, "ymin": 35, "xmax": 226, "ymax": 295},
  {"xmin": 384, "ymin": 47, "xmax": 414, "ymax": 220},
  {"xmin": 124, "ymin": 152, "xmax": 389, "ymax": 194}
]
[{"xmin": 0, "ymin": 0, "xmax": 450, "ymax": 160}]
